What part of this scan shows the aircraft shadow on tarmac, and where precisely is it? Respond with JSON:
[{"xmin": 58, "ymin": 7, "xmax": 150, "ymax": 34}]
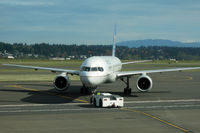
[
  {"xmin": 16, "ymin": 83, "xmax": 53, "ymax": 87},
  {"xmin": 0, "ymin": 83, "xmax": 171, "ymax": 104},
  {"xmin": 0, "ymin": 85, "xmax": 85, "ymax": 104},
  {"xmin": 21, "ymin": 85, "xmax": 89, "ymax": 104}
]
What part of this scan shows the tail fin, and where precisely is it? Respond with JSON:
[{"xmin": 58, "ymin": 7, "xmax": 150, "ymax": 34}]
[{"xmin": 112, "ymin": 25, "xmax": 117, "ymax": 57}]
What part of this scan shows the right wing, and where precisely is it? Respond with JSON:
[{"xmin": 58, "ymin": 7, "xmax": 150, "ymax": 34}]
[
  {"xmin": 116, "ymin": 67, "xmax": 200, "ymax": 77},
  {"xmin": 3, "ymin": 64, "xmax": 80, "ymax": 75},
  {"xmin": 122, "ymin": 60, "xmax": 152, "ymax": 65}
]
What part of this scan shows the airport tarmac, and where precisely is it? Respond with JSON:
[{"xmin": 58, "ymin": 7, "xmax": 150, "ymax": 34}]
[{"xmin": 0, "ymin": 71, "xmax": 200, "ymax": 133}]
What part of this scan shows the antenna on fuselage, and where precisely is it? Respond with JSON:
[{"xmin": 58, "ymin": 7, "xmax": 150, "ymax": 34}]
[{"xmin": 112, "ymin": 24, "xmax": 117, "ymax": 57}]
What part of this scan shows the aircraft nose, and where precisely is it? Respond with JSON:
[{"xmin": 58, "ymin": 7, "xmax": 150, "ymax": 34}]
[{"xmin": 81, "ymin": 76, "xmax": 104, "ymax": 86}]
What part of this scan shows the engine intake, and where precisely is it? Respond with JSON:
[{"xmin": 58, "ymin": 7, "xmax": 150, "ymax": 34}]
[
  {"xmin": 136, "ymin": 74, "xmax": 153, "ymax": 92},
  {"xmin": 54, "ymin": 73, "xmax": 70, "ymax": 92}
]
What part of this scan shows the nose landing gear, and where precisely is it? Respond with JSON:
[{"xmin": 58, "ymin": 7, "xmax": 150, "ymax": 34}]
[
  {"xmin": 80, "ymin": 84, "xmax": 97, "ymax": 94},
  {"xmin": 80, "ymin": 85, "xmax": 89, "ymax": 94}
]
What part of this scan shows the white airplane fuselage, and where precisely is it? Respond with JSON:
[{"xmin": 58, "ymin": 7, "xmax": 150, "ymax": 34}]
[{"xmin": 80, "ymin": 56, "xmax": 122, "ymax": 87}]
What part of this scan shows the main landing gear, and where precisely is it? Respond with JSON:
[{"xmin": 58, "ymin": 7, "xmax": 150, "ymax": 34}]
[{"xmin": 120, "ymin": 76, "xmax": 132, "ymax": 95}]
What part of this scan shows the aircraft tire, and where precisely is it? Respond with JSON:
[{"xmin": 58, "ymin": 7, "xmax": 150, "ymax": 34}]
[
  {"xmin": 99, "ymin": 99, "xmax": 103, "ymax": 108},
  {"xmin": 128, "ymin": 88, "xmax": 132, "ymax": 95},
  {"xmin": 94, "ymin": 99, "xmax": 97, "ymax": 107},
  {"xmin": 124, "ymin": 88, "xmax": 132, "ymax": 95},
  {"xmin": 90, "ymin": 97, "xmax": 93, "ymax": 104}
]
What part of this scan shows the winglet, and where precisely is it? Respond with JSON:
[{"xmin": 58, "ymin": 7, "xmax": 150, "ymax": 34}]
[{"xmin": 112, "ymin": 24, "xmax": 117, "ymax": 57}]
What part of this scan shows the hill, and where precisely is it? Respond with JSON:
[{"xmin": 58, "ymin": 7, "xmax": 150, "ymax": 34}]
[{"xmin": 117, "ymin": 39, "xmax": 200, "ymax": 47}]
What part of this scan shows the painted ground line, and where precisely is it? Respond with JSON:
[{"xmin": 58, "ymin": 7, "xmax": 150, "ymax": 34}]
[
  {"xmin": 126, "ymin": 104, "xmax": 200, "ymax": 109},
  {"xmin": 0, "ymin": 103, "xmax": 90, "ymax": 108},
  {"xmin": 124, "ymin": 99, "xmax": 200, "ymax": 104},
  {"xmin": 121, "ymin": 108, "xmax": 191, "ymax": 133},
  {"xmin": 0, "ymin": 108, "xmax": 103, "ymax": 113}
]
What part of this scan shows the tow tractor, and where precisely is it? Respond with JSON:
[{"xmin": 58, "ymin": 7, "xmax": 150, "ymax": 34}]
[{"xmin": 90, "ymin": 93, "xmax": 124, "ymax": 108}]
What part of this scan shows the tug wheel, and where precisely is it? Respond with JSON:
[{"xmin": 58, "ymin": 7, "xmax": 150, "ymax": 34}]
[{"xmin": 99, "ymin": 99, "xmax": 103, "ymax": 108}]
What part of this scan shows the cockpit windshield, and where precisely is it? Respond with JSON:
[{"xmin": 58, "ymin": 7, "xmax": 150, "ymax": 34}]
[
  {"xmin": 91, "ymin": 67, "xmax": 97, "ymax": 71},
  {"xmin": 84, "ymin": 67, "xmax": 90, "ymax": 72},
  {"xmin": 98, "ymin": 67, "xmax": 104, "ymax": 72},
  {"xmin": 82, "ymin": 67, "xmax": 104, "ymax": 72}
]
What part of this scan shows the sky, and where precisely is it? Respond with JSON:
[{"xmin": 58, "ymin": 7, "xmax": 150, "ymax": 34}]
[{"xmin": 0, "ymin": 0, "xmax": 200, "ymax": 45}]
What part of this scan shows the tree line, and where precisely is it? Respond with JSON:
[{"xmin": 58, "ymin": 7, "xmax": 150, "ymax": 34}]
[{"xmin": 1, "ymin": 42, "xmax": 200, "ymax": 60}]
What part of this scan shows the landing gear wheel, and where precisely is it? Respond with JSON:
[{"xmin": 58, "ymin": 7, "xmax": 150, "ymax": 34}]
[
  {"xmin": 80, "ymin": 87, "xmax": 84, "ymax": 94},
  {"xmin": 80, "ymin": 86, "xmax": 90, "ymax": 94},
  {"xmin": 85, "ymin": 88, "xmax": 89, "ymax": 94},
  {"xmin": 124, "ymin": 88, "xmax": 127, "ymax": 95},
  {"xmin": 124, "ymin": 88, "xmax": 132, "ymax": 95},
  {"xmin": 128, "ymin": 88, "xmax": 132, "ymax": 95},
  {"xmin": 90, "ymin": 97, "xmax": 93, "ymax": 104}
]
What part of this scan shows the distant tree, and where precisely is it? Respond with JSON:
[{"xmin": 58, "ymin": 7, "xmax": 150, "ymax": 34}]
[{"xmin": 1, "ymin": 42, "xmax": 200, "ymax": 60}]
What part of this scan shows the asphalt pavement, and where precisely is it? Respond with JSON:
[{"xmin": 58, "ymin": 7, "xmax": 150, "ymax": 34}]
[{"xmin": 0, "ymin": 71, "xmax": 200, "ymax": 133}]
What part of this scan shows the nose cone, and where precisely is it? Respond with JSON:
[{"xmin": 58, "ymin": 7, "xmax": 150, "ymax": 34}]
[{"xmin": 81, "ymin": 76, "xmax": 105, "ymax": 87}]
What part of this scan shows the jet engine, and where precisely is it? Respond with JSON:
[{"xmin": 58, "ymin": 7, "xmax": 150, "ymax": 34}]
[
  {"xmin": 136, "ymin": 74, "xmax": 153, "ymax": 92},
  {"xmin": 54, "ymin": 73, "xmax": 70, "ymax": 92}
]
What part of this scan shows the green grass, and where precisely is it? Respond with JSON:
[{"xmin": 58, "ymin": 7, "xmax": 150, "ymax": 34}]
[
  {"xmin": 2, "ymin": 59, "xmax": 200, "ymax": 66},
  {"xmin": 0, "ymin": 59, "xmax": 82, "ymax": 67},
  {"xmin": 1, "ymin": 59, "xmax": 200, "ymax": 81}
]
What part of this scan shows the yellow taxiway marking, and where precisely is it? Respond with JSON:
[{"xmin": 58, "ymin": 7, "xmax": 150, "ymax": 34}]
[
  {"xmin": 5, "ymin": 85, "xmax": 89, "ymax": 103},
  {"xmin": 188, "ymin": 76, "xmax": 193, "ymax": 80},
  {"xmin": 121, "ymin": 108, "xmax": 190, "ymax": 133}
]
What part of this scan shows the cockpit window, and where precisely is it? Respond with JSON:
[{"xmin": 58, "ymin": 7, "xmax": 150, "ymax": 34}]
[
  {"xmin": 82, "ymin": 67, "xmax": 90, "ymax": 71},
  {"xmin": 82, "ymin": 66, "xmax": 104, "ymax": 72},
  {"xmin": 91, "ymin": 67, "xmax": 97, "ymax": 71},
  {"xmin": 98, "ymin": 67, "xmax": 104, "ymax": 72}
]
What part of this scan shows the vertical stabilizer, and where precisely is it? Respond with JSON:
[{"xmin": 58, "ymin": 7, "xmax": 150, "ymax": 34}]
[{"xmin": 112, "ymin": 25, "xmax": 117, "ymax": 57}]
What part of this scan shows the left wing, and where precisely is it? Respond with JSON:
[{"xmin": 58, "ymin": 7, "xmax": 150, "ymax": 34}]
[
  {"xmin": 3, "ymin": 64, "xmax": 80, "ymax": 75},
  {"xmin": 116, "ymin": 67, "xmax": 200, "ymax": 77}
]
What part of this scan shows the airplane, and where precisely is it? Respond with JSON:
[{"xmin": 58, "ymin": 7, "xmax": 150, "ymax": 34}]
[{"xmin": 3, "ymin": 29, "xmax": 200, "ymax": 95}]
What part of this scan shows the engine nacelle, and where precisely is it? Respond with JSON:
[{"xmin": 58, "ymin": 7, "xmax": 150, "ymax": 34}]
[
  {"xmin": 54, "ymin": 73, "xmax": 70, "ymax": 92},
  {"xmin": 136, "ymin": 74, "xmax": 153, "ymax": 92}
]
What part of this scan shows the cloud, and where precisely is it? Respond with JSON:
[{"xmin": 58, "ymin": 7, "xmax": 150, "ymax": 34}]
[
  {"xmin": 1, "ymin": 0, "xmax": 200, "ymax": 44},
  {"xmin": 0, "ymin": 0, "xmax": 55, "ymax": 6}
]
